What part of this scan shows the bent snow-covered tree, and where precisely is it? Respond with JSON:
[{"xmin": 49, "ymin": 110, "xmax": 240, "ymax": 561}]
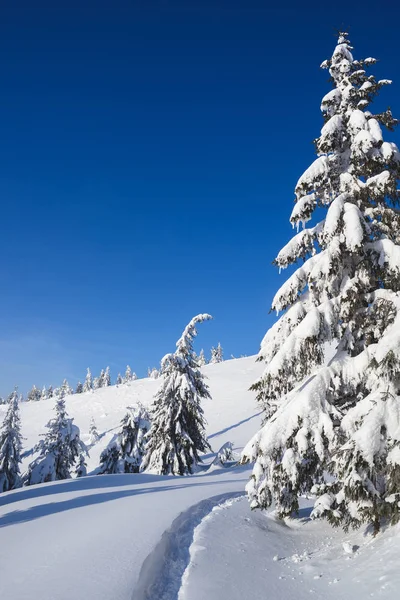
[
  {"xmin": 0, "ymin": 390, "xmax": 22, "ymax": 492},
  {"xmin": 142, "ymin": 314, "xmax": 212, "ymax": 476},
  {"xmin": 242, "ymin": 33, "xmax": 400, "ymax": 533}
]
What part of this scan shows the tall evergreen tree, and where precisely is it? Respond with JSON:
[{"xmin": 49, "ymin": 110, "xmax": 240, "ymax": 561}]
[
  {"xmin": 98, "ymin": 403, "xmax": 150, "ymax": 474},
  {"xmin": 0, "ymin": 390, "xmax": 22, "ymax": 492},
  {"xmin": 142, "ymin": 314, "xmax": 212, "ymax": 476},
  {"xmin": 83, "ymin": 368, "xmax": 93, "ymax": 393},
  {"xmin": 23, "ymin": 392, "xmax": 86, "ymax": 485},
  {"xmin": 242, "ymin": 33, "xmax": 400, "ymax": 533}
]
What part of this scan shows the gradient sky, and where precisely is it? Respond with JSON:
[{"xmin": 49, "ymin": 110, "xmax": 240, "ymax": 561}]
[{"xmin": 1, "ymin": 0, "xmax": 400, "ymax": 396}]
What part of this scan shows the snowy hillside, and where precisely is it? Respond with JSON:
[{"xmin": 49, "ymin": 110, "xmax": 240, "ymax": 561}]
[{"xmin": 1, "ymin": 357, "xmax": 400, "ymax": 600}]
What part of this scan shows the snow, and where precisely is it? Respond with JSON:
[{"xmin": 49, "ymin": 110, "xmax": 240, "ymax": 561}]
[
  {"xmin": 1, "ymin": 357, "xmax": 400, "ymax": 598},
  {"xmin": 178, "ymin": 495, "xmax": 400, "ymax": 600}
]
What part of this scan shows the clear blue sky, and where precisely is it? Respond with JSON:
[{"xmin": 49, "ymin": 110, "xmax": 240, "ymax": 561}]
[{"xmin": 1, "ymin": 0, "xmax": 400, "ymax": 395}]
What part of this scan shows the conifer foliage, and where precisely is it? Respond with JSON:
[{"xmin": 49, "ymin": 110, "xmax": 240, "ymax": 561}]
[
  {"xmin": 98, "ymin": 403, "xmax": 150, "ymax": 474},
  {"xmin": 142, "ymin": 314, "xmax": 212, "ymax": 476},
  {"xmin": 242, "ymin": 34, "xmax": 400, "ymax": 532},
  {"xmin": 0, "ymin": 390, "xmax": 22, "ymax": 492},
  {"xmin": 23, "ymin": 392, "xmax": 86, "ymax": 485}
]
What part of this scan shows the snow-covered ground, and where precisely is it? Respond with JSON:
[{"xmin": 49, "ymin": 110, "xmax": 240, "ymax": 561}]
[{"xmin": 1, "ymin": 357, "xmax": 399, "ymax": 599}]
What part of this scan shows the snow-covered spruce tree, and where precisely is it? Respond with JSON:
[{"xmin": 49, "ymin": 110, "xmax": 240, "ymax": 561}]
[
  {"xmin": 98, "ymin": 403, "xmax": 150, "ymax": 474},
  {"xmin": 102, "ymin": 366, "xmax": 111, "ymax": 387},
  {"xmin": 88, "ymin": 416, "xmax": 99, "ymax": 445},
  {"xmin": 60, "ymin": 379, "xmax": 73, "ymax": 396},
  {"xmin": 242, "ymin": 33, "xmax": 400, "ymax": 533},
  {"xmin": 142, "ymin": 314, "xmax": 212, "ymax": 476},
  {"xmin": 124, "ymin": 365, "xmax": 133, "ymax": 382},
  {"xmin": 23, "ymin": 391, "xmax": 86, "ymax": 485},
  {"xmin": 197, "ymin": 348, "xmax": 207, "ymax": 367},
  {"xmin": 27, "ymin": 385, "xmax": 41, "ymax": 402},
  {"xmin": 116, "ymin": 373, "xmax": 123, "ymax": 385},
  {"xmin": 75, "ymin": 381, "xmax": 83, "ymax": 394},
  {"xmin": 83, "ymin": 368, "xmax": 93, "ymax": 392},
  {"xmin": 0, "ymin": 389, "xmax": 22, "ymax": 492},
  {"xmin": 149, "ymin": 368, "xmax": 160, "ymax": 380},
  {"xmin": 210, "ymin": 342, "xmax": 223, "ymax": 364}
]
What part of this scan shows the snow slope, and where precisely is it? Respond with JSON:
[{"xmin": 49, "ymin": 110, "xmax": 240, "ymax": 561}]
[
  {"xmin": 0, "ymin": 358, "xmax": 262, "ymax": 600},
  {"xmin": 1, "ymin": 357, "xmax": 400, "ymax": 599}
]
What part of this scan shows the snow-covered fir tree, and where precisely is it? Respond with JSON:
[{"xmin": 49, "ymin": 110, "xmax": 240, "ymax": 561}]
[
  {"xmin": 75, "ymin": 381, "xmax": 83, "ymax": 394},
  {"xmin": 0, "ymin": 389, "xmax": 22, "ymax": 492},
  {"xmin": 197, "ymin": 348, "xmax": 207, "ymax": 367},
  {"xmin": 27, "ymin": 385, "xmax": 41, "ymax": 402},
  {"xmin": 47, "ymin": 385, "xmax": 54, "ymax": 399},
  {"xmin": 83, "ymin": 368, "xmax": 93, "ymax": 392},
  {"xmin": 23, "ymin": 391, "xmax": 86, "ymax": 485},
  {"xmin": 40, "ymin": 386, "xmax": 49, "ymax": 401},
  {"xmin": 210, "ymin": 342, "xmax": 223, "ymax": 364},
  {"xmin": 98, "ymin": 403, "xmax": 150, "ymax": 474},
  {"xmin": 60, "ymin": 379, "xmax": 73, "ymax": 397},
  {"xmin": 88, "ymin": 416, "xmax": 99, "ymax": 445},
  {"xmin": 102, "ymin": 366, "xmax": 111, "ymax": 387},
  {"xmin": 124, "ymin": 365, "xmax": 133, "ymax": 382},
  {"xmin": 93, "ymin": 376, "xmax": 100, "ymax": 390},
  {"xmin": 142, "ymin": 314, "xmax": 212, "ymax": 476},
  {"xmin": 242, "ymin": 33, "xmax": 400, "ymax": 534},
  {"xmin": 116, "ymin": 373, "xmax": 123, "ymax": 385},
  {"xmin": 149, "ymin": 368, "xmax": 160, "ymax": 380}
]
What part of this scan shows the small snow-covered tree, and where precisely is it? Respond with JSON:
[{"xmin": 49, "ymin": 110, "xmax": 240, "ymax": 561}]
[
  {"xmin": 89, "ymin": 416, "xmax": 99, "ymax": 445},
  {"xmin": 75, "ymin": 381, "xmax": 83, "ymax": 394},
  {"xmin": 197, "ymin": 348, "xmax": 207, "ymax": 367},
  {"xmin": 83, "ymin": 368, "xmax": 93, "ymax": 393},
  {"xmin": 0, "ymin": 390, "xmax": 22, "ymax": 492},
  {"xmin": 116, "ymin": 373, "xmax": 123, "ymax": 385},
  {"xmin": 242, "ymin": 33, "xmax": 400, "ymax": 533},
  {"xmin": 149, "ymin": 368, "xmax": 160, "ymax": 380},
  {"xmin": 132, "ymin": 372, "xmax": 137, "ymax": 381},
  {"xmin": 23, "ymin": 392, "xmax": 86, "ymax": 485},
  {"xmin": 102, "ymin": 366, "xmax": 111, "ymax": 387},
  {"xmin": 47, "ymin": 385, "xmax": 54, "ymax": 399},
  {"xmin": 40, "ymin": 386, "xmax": 49, "ymax": 401},
  {"xmin": 27, "ymin": 385, "xmax": 41, "ymax": 402},
  {"xmin": 124, "ymin": 365, "xmax": 133, "ymax": 382},
  {"xmin": 142, "ymin": 314, "xmax": 212, "ymax": 476},
  {"xmin": 93, "ymin": 376, "xmax": 100, "ymax": 390},
  {"xmin": 98, "ymin": 403, "xmax": 150, "ymax": 474},
  {"xmin": 60, "ymin": 379, "xmax": 73, "ymax": 397},
  {"xmin": 210, "ymin": 342, "xmax": 223, "ymax": 364}
]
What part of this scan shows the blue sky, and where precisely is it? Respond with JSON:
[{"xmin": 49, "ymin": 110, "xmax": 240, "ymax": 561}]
[{"xmin": 1, "ymin": 0, "xmax": 400, "ymax": 396}]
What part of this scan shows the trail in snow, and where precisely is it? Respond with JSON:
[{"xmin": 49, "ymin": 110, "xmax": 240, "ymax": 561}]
[{"xmin": 134, "ymin": 492, "xmax": 243, "ymax": 600}]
